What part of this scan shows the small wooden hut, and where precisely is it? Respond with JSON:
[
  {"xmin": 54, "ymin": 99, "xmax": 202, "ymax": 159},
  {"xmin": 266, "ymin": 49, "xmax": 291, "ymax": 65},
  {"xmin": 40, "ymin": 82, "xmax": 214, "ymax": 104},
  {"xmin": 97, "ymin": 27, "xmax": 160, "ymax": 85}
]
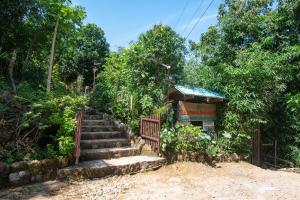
[{"xmin": 168, "ymin": 85, "xmax": 226, "ymax": 131}]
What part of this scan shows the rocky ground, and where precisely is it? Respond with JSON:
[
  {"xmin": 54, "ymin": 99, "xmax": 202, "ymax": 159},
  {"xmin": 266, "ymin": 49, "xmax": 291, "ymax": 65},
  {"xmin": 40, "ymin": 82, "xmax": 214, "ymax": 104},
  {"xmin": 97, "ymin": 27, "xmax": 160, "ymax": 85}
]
[{"xmin": 1, "ymin": 161, "xmax": 300, "ymax": 200}]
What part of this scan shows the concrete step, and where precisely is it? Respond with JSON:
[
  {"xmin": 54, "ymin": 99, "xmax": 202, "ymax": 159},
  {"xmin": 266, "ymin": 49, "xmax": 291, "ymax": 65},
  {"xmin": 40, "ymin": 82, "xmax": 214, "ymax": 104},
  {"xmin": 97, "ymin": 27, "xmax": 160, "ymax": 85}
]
[
  {"xmin": 81, "ymin": 125, "xmax": 117, "ymax": 132},
  {"xmin": 81, "ymin": 131, "xmax": 122, "ymax": 140},
  {"xmin": 84, "ymin": 109, "xmax": 100, "ymax": 115},
  {"xmin": 82, "ymin": 120, "xmax": 112, "ymax": 126},
  {"xmin": 58, "ymin": 155, "xmax": 166, "ymax": 180},
  {"xmin": 84, "ymin": 115, "xmax": 104, "ymax": 120},
  {"xmin": 80, "ymin": 138, "xmax": 129, "ymax": 149},
  {"xmin": 80, "ymin": 147, "xmax": 140, "ymax": 161}
]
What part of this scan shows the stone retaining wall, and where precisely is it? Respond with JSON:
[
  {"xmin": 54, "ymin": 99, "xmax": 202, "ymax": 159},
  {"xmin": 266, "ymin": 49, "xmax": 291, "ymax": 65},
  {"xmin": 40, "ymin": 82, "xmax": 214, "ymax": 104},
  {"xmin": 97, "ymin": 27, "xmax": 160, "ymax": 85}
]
[
  {"xmin": 163, "ymin": 150, "xmax": 241, "ymax": 166},
  {"xmin": 0, "ymin": 158, "xmax": 70, "ymax": 188}
]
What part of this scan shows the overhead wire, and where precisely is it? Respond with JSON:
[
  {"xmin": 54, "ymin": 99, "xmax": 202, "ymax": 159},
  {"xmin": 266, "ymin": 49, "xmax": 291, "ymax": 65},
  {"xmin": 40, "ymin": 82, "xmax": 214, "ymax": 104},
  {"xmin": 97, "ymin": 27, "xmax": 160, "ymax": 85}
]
[
  {"xmin": 185, "ymin": 0, "xmax": 215, "ymax": 40},
  {"xmin": 174, "ymin": 0, "xmax": 190, "ymax": 29},
  {"xmin": 181, "ymin": 0, "xmax": 204, "ymax": 35}
]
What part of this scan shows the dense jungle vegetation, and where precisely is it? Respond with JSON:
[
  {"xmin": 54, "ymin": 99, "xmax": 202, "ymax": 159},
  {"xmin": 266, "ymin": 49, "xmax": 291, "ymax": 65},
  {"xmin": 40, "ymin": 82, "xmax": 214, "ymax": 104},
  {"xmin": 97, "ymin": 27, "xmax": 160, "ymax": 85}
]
[{"xmin": 0, "ymin": 0, "xmax": 299, "ymax": 166}]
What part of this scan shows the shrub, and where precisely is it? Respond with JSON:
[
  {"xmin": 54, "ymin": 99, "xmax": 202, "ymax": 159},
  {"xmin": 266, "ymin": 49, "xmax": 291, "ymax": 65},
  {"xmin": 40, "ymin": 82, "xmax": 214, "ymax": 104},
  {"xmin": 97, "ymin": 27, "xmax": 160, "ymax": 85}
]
[
  {"xmin": 160, "ymin": 126, "xmax": 177, "ymax": 152},
  {"xmin": 24, "ymin": 93, "xmax": 86, "ymax": 157},
  {"xmin": 288, "ymin": 145, "xmax": 300, "ymax": 167},
  {"xmin": 176, "ymin": 123, "xmax": 211, "ymax": 153},
  {"xmin": 160, "ymin": 124, "xmax": 233, "ymax": 157},
  {"xmin": 58, "ymin": 136, "xmax": 75, "ymax": 156},
  {"xmin": 2, "ymin": 150, "xmax": 15, "ymax": 164}
]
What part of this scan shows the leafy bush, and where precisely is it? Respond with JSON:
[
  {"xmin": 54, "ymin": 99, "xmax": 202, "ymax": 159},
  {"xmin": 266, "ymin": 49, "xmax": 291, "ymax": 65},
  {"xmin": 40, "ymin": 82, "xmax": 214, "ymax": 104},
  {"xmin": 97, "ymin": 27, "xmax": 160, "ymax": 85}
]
[
  {"xmin": 1, "ymin": 144, "xmax": 59, "ymax": 164},
  {"xmin": 29, "ymin": 145, "xmax": 58, "ymax": 160},
  {"xmin": 288, "ymin": 145, "xmax": 300, "ymax": 167},
  {"xmin": 160, "ymin": 124, "xmax": 233, "ymax": 157},
  {"xmin": 160, "ymin": 126, "xmax": 177, "ymax": 152},
  {"xmin": 24, "ymin": 93, "xmax": 86, "ymax": 157},
  {"xmin": 58, "ymin": 136, "xmax": 75, "ymax": 156},
  {"xmin": 176, "ymin": 124, "xmax": 211, "ymax": 152},
  {"xmin": 2, "ymin": 150, "xmax": 15, "ymax": 164}
]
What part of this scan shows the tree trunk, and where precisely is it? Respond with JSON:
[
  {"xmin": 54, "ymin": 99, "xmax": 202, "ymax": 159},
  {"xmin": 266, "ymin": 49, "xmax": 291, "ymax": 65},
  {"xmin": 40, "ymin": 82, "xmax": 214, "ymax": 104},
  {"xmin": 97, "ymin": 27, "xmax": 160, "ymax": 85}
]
[
  {"xmin": 8, "ymin": 50, "xmax": 17, "ymax": 94},
  {"xmin": 46, "ymin": 18, "xmax": 59, "ymax": 93},
  {"xmin": 21, "ymin": 34, "xmax": 36, "ymax": 78}
]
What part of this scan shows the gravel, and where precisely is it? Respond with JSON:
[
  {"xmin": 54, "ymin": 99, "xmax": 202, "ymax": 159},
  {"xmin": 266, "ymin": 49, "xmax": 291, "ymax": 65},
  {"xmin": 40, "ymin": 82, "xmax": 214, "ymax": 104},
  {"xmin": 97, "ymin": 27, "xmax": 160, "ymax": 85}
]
[{"xmin": 1, "ymin": 161, "xmax": 300, "ymax": 200}]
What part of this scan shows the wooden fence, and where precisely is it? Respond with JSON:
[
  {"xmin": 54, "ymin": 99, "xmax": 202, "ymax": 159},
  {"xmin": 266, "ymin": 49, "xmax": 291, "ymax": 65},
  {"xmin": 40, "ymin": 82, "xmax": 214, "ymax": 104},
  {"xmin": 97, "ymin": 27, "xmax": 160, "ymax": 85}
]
[
  {"xmin": 252, "ymin": 129, "xmax": 294, "ymax": 168},
  {"xmin": 261, "ymin": 140, "xmax": 294, "ymax": 168},
  {"xmin": 140, "ymin": 114, "xmax": 161, "ymax": 152}
]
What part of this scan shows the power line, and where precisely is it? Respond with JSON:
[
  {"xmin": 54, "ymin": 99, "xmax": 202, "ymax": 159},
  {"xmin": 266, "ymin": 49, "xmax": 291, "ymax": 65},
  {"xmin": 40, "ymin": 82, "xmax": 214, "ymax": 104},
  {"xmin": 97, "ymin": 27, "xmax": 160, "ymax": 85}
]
[
  {"xmin": 174, "ymin": 0, "xmax": 190, "ymax": 29},
  {"xmin": 185, "ymin": 0, "xmax": 215, "ymax": 40},
  {"xmin": 181, "ymin": 0, "xmax": 204, "ymax": 35}
]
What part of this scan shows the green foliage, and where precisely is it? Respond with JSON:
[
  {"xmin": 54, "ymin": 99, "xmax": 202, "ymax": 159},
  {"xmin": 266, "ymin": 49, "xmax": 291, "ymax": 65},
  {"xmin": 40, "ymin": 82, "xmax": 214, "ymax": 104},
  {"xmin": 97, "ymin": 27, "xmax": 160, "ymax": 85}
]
[
  {"xmin": 23, "ymin": 90, "xmax": 86, "ymax": 157},
  {"xmin": 90, "ymin": 24, "xmax": 186, "ymax": 131},
  {"xmin": 0, "ymin": 0, "xmax": 105, "ymax": 163},
  {"xmin": 288, "ymin": 145, "xmax": 300, "ymax": 167},
  {"xmin": 287, "ymin": 93, "xmax": 300, "ymax": 113},
  {"xmin": 176, "ymin": 124, "xmax": 210, "ymax": 152},
  {"xmin": 1, "ymin": 144, "xmax": 59, "ymax": 164},
  {"xmin": 29, "ymin": 144, "xmax": 58, "ymax": 160},
  {"xmin": 57, "ymin": 136, "xmax": 74, "ymax": 156},
  {"xmin": 160, "ymin": 126, "xmax": 177, "ymax": 152},
  {"xmin": 45, "ymin": 144, "xmax": 58, "ymax": 159},
  {"xmin": 2, "ymin": 150, "xmax": 15, "ymax": 165},
  {"xmin": 160, "ymin": 124, "xmax": 233, "ymax": 157},
  {"xmin": 184, "ymin": 0, "xmax": 300, "ymax": 162},
  {"xmin": 59, "ymin": 23, "xmax": 109, "ymax": 86}
]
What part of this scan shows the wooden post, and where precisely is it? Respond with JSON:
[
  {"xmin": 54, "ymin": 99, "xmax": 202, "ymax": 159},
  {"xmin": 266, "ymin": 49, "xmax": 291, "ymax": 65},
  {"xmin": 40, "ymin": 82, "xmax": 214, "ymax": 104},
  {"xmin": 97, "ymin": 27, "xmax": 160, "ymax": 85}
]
[
  {"xmin": 274, "ymin": 140, "xmax": 277, "ymax": 167},
  {"xmin": 258, "ymin": 128, "xmax": 261, "ymax": 165}
]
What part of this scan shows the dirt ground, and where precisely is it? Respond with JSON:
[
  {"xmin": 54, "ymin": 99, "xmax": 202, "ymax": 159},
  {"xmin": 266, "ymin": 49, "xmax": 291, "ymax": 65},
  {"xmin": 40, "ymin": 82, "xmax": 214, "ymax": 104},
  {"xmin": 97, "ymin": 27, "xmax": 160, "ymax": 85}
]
[{"xmin": 1, "ymin": 161, "xmax": 300, "ymax": 200}]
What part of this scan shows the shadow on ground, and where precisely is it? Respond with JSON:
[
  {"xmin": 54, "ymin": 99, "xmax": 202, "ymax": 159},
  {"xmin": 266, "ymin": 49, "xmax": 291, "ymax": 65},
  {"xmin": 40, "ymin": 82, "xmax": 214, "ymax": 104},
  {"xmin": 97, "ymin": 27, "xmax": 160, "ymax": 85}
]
[{"xmin": 0, "ymin": 180, "xmax": 69, "ymax": 200}]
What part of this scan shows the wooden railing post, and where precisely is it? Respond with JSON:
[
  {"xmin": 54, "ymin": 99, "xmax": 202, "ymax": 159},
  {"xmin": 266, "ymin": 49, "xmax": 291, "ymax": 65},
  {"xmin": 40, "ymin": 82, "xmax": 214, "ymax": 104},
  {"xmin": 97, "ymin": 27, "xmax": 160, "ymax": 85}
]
[{"xmin": 74, "ymin": 111, "xmax": 83, "ymax": 165}]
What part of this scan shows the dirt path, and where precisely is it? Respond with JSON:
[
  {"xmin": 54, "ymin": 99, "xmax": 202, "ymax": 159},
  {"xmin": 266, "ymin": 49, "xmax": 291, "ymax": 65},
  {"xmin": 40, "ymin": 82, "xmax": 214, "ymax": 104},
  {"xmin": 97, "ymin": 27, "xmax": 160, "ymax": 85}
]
[{"xmin": 1, "ymin": 162, "xmax": 300, "ymax": 200}]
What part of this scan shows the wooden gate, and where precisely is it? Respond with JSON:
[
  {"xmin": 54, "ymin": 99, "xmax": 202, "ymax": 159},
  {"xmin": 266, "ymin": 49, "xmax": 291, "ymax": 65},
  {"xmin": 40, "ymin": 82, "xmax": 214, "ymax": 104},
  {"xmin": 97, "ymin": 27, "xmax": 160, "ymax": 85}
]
[{"xmin": 140, "ymin": 114, "xmax": 161, "ymax": 152}]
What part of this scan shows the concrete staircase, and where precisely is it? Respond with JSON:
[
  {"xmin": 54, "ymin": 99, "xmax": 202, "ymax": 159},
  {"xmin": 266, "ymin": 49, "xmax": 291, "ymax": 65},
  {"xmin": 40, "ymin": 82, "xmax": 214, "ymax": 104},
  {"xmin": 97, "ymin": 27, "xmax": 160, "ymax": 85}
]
[{"xmin": 58, "ymin": 110, "xmax": 165, "ymax": 179}]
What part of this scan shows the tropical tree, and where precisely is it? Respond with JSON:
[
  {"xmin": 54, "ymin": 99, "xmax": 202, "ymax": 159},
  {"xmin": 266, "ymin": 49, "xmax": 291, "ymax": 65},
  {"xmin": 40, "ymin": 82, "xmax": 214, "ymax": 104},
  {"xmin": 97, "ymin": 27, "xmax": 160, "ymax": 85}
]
[
  {"xmin": 185, "ymin": 0, "xmax": 300, "ymax": 158},
  {"xmin": 91, "ymin": 24, "xmax": 186, "ymax": 130}
]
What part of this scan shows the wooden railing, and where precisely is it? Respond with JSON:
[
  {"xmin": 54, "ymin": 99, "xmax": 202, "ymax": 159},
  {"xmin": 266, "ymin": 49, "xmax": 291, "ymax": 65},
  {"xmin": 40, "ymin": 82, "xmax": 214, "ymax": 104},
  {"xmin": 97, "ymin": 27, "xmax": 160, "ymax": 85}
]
[
  {"xmin": 74, "ymin": 111, "xmax": 83, "ymax": 165},
  {"xmin": 140, "ymin": 114, "xmax": 161, "ymax": 152}
]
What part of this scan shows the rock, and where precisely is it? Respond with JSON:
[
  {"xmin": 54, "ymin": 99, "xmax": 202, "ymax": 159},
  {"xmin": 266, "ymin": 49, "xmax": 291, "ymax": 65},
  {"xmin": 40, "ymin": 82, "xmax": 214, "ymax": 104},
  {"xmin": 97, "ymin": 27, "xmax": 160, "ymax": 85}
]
[
  {"xmin": 31, "ymin": 173, "xmax": 43, "ymax": 183},
  {"xmin": 211, "ymin": 160, "xmax": 217, "ymax": 167},
  {"xmin": 231, "ymin": 153, "xmax": 240, "ymax": 162},
  {"xmin": 204, "ymin": 154, "xmax": 213, "ymax": 164},
  {"xmin": 0, "ymin": 176, "xmax": 8, "ymax": 189},
  {"xmin": 28, "ymin": 160, "xmax": 42, "ymax": 175},
  {"xmin": 189, "ymin": 152, "xmax": 196, "ymax": 162},
  {"xmin": 141, "ymin": 144, "xmax": 157, "ymax": 156},
  {"xmin": 196, "ymin": 153, "xmax": 205, "ymax": 163},
  {"xmin": 177, "ymin": 154, "xmax": 183, "ymax": 161},
  {"xmin": 9, "ymin": 170, "xmax": 30, "ymax": 186},
  {"xmin": 0, "ymin": 162, "xmax": 10, "ymax": 177},
  {"xmin": 42, "ymin": 169, "xmax": 57, "ymax": 181},
  {"xmin": 137, "ymin": 136, "xmax": 142, "ymax": 142},
  {"xmin": 142, "ymin": 144, "xmax": 151, "ymax": 151},
  {"xmin": 10, "ymin": 161, "xmax": 28, "ymax": 173},
  {"xmin": 58, "ymin": 158, "xmax": 69, "ymax": 168},
  {"xmin": 140, "ymin": 139, "xmax": 146, "ymax": 145},
  {"xmin": 40, "ymin": 159, "xmax": 59, "ymax": 170}
]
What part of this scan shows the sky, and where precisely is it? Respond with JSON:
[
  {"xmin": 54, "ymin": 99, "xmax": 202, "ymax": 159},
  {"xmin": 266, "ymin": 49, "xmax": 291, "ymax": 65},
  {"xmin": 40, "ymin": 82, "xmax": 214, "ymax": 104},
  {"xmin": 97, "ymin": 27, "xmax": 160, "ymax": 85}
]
[{"xmin": 73, "ymin": 0, "xmax": 224, "ymax": 51}]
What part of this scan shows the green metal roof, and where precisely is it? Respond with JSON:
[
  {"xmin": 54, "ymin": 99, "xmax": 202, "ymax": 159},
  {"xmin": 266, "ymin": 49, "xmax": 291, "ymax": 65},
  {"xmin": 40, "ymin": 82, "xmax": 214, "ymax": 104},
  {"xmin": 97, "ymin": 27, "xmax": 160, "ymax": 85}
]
[{"xmin": 174, "ymin": 85, "xmax": 226, "ymax": 99}]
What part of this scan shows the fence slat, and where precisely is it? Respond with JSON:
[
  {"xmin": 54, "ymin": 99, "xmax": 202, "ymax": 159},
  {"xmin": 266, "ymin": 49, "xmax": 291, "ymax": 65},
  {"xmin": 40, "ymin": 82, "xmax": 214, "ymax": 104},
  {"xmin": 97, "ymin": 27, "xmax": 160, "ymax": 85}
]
[{"xmin": 140, "ymin": 114, "xmax": 161, "ymax": 152}]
